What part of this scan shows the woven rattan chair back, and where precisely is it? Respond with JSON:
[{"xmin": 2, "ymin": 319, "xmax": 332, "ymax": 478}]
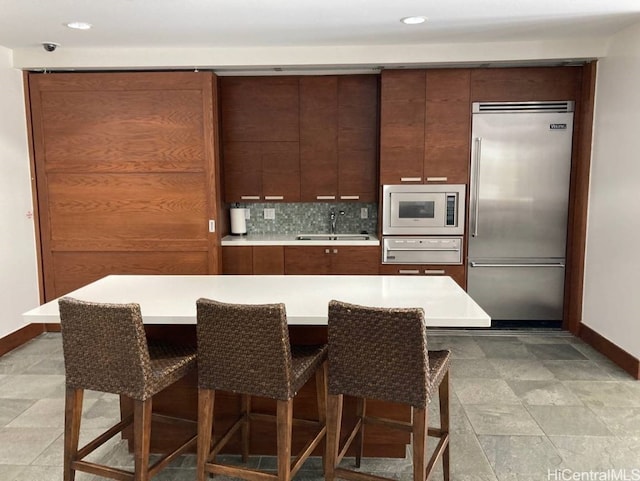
[
  {"xmin": 59, "ymin": 296, "xmax": 153, "ymax": 401},
  {"xmin": 328, "ymin": 299, "xmax": 431, "ymax": 408},
  {"xmin": 196, "ymin": 298, "xmax": 295, "ymax": 400}
]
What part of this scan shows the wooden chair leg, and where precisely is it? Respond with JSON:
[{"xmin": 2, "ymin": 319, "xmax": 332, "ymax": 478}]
[
  {"xmin": 241, "ymin": 394, "xmax": 251, "ymax": 463},
  {"xmin": 412, "ymin": 407, "xmax": 428, "ymax": 481},
  {"xmin": 354, "ymin": 397, "xmax": 366, "ymax": 468},
  {"xmin": 439, "ymin": 371, "xmax": 451, "ymax": 481},
  {"xmin": 277, "ymin": 399, "xmax": 293, "ymax": 481},
  {"xmin": 197, "ymin": 388, "xmax": 215, "ymax": 481},
  {"xmin": 316, "ymin": 362, "xmax": 328, "ymax": 473},
  {"xmin": 325, "ymin": 394, "xmax": 343, "ymax": 481},
  {"xmin": 133, "ymin": 398, "xmax": 153, "ymax": 481},
  {"xmin": 63, "ymin": 387, "xmax": 83, "ymax": 481}
]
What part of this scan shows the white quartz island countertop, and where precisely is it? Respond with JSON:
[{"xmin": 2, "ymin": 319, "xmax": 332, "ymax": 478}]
[
  {"xmin": 23, "ymin": 274, "xmax": 490, "ymax": 328},
  {"xmin": 221, "ymin": 233, "xmax": 380, "ymax": 246}
]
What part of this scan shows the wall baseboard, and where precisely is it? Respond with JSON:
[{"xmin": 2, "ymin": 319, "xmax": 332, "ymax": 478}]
[
  {"xmin": 579, "ymin": 324, "xmax": 640, "ymax": 380},
  {"xmin": 0, "ymin": 324, "xmax": 46, "ymax": 357}
]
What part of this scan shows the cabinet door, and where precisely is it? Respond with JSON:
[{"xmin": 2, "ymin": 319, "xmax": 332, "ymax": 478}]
[
  {"xmin": 262, "ymin": 142, "xmax": 300, "ymax": 201},
  {"xmin": 380, "ymin": 70, "xmax": 426, "ymax": 185},
  {"xmin": 379, "ymin": 264, "xmax": 466, "ymax": 289},
  {"xmin": 223, "ymin": 142, "xmax": 262, "ymax": 202},
  {"xmin": 338, "ymin": 76, "xmax": 378, "ymax": 201},
  {"xmin": 284, "ymin": 246, "xmax": 331, "ymax": 275},
  {"xmin": 424, "ymin": 70, "xmax": 471, "ymax": 185},
  {"xmin": 253, "ymin": 246, "xmax": 285, "ymax": 274},
  {"xmin": 222, "ymin": 246, "xmax": 253, "ymax": 274},
  {"xmin": 300, "ymin": 77, "xmax": 338, "ymax": 201},
  {"xmin": 331, "ymin": 246, "xmax": 380, "ymax": 275}
]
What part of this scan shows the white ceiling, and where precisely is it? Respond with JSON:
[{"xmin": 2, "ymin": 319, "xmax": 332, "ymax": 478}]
[{"xmin": 1, "ymin": 0, "xmax": 640, "ymax": 51}]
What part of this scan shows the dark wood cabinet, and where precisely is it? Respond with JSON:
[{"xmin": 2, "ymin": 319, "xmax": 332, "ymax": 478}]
[
  {"xmin": 222, "ymin": 246, "xmax": 285, "ymax": 274},
  {"xmin": 379, "ymin": 264, "xmax": 466, "ymax": 289},
  {"xmin": 424, "ymin": 69, "xmax": 471, "ymax": 185},
  {"xmin": 284, "ymin": 246, "xmax": 379, "ymax": 275},
  {"xmin": 223, "ymin": 75, "xmax": 378, "ymax": 203},
  {"xmin": 299, "ymin": 75, "xmax": 378, "ymax": 202},
  {"xmin": 380, "ymin": 70, "xmax": 426, "ymax": 185},
  {"xmin": 380, "ymin": 69, "xmax": 470, "ymax": 185},
  {"xmin": 337, "ymin": 76, "xmax": 379, "ymax": 202},
  {"xmin": 221, "ymin": 77, "xmax": 300, "ymax": 202}
]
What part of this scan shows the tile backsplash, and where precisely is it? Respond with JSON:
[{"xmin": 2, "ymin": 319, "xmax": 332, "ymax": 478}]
[{"xmin": 229, "ymin": 202, "xmax": 378, "ymax": 235}]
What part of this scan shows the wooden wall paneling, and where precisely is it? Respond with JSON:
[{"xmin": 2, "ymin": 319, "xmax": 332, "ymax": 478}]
[
  {"xmin": 424, "ymin": 69, "xmax": 471, "ymax": 184},
  {"xmin": 564, "ymin": 62, "xmax": 597, "ymax": 334},
  {"xmin": 300, "ymin": 76, "xmax": 338, "ymax": 201},
  {"xmin": 205, "ymin": 73, "xmax": 223, "ymax": 274},
  {"xmin": 28, "ymin": 71, "xmax": 218, "ymax": 301},
  {"xmin": 338, "ymin": 75, "xmax": 379, "ymax": 201},
  {"xmin": 470, "ymin": 66, "xmax": 582, "ymax": 102},
  {"xmin": 380, "ymin": 70, "xmax": 426, "ymax": 184},
  {"xmin": 252, "ymin": 246, "xmax": 285, "ymax": 274}
]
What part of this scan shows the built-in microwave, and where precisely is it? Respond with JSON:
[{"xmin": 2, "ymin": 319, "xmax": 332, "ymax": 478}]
[{"xmin": 382, "ymin": 184, "xmax": 466, "ymax": 235}]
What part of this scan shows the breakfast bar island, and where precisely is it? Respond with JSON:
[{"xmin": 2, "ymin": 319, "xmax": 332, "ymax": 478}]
[{"xmin": 23, "ymin": 274, "xmax": 490, "ymax": 457}]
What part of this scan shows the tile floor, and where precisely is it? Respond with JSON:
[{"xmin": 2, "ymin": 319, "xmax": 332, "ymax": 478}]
[{"xmin": 0, "ymin": 330, "xmax": 639, "ymax": 481}]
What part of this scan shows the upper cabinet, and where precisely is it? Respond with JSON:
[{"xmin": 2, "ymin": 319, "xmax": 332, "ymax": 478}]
[
  {"xmin": 221, "ymin": 75, "xmax": 378, "ymax": 203},
  {"xmin": 380, "ymin": 69, "xmax": 471, "ymax": 185},
  {"xmin": 221, "ymin": 76, "xmax": 301, "ymax": 202}
]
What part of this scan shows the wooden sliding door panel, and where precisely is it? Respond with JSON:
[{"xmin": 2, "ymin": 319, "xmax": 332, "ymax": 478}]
[
  {"xmin": 28, "ymin": 71, "xmax": 219, "ymax": 301},
  {"xmin": 46, "ymin": 173, "xmax": 207, "ymax": 241},
  {"xmin": 52, "ymin": 252, "xmax": 209, "ymax": 296},
  {"xmin": 39, "ymin": 90, "xmax": 205, "ymax": 171}
]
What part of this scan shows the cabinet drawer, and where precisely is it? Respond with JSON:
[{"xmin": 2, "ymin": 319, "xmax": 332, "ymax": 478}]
[{"xmin": 379, "ymin": 263, "xmax": 466, "ymax": 289}]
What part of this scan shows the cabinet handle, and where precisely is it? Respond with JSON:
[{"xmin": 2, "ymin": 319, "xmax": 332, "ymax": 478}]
[
  {"xmin": 264, "ymin": 195, "xmax": 284, "ymax": 200},
  {"xmin": 424, "ymin": 269, "xmax": 446, "ymax": 275},
  {"xmin": 240, "ymin": 195, "xmax": 260, "ymax": 200},
  {"xmin": 316, "ymin": 195, "xmax": 336, "ymax": 200},
  {"xmin": 340, "ymin": 195, "xmax": 360, "ymax": 200},
  {"xmin": 426, "ymin": 177, "xmax": 448, "ymax": 182},
  {"xmin": 398, "ymin": 269, "xmax": 420, "ymax": 274},
  {"xmin": 333, "ymin": 249, "xmax": 338, "ymax": 254},
  {"xmin": 325, "ymin": 249, "xmax": 330, "ymax": 254},
  {"xmin": 400, "ymin": 177, "xmax": 422, "ymax": 182}
]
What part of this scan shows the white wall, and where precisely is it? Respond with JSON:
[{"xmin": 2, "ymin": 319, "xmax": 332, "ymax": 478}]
[
  {"xmin": 583, "ymin": 22, "xmax": 640, "ymax": 359},
  {"xmin": 0, "ymin": 46, "xmax": 39, "ymax": 339}
]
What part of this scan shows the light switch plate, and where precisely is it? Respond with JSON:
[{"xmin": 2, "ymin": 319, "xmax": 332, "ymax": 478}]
[
  {"xmin": 245, "ymin": 208, "xmax": 250, "ymax": 220},
  {"xmin": 264, "ymin": 208, "xmax": 275, "ymax": 220},
  {"xmin": 360, "ymin": 207, "xmax": 368, "ymax": 219}
]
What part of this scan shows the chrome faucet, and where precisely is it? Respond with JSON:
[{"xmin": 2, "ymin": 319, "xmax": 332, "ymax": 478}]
[{"xmin": 329, "ymin": 209, "xmax": 344, "ymax": 235}]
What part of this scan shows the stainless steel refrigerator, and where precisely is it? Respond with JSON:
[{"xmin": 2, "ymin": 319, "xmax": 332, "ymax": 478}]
[{"xmin": 468, "ymin": 101, "xmax": 574, "ymax": 322}]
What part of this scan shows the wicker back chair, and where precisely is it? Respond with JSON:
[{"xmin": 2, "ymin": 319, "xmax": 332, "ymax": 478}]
[
  {"xmin": 196, "ymin": 298, "xmax": 328, "ymax": 481},
  {"xmin": 59, "ymin": 297, "xmax": 197, "ymax": 481},
  {"xmin": 325, "ymin": 300, "xmax": 451, "ymax": 481}
]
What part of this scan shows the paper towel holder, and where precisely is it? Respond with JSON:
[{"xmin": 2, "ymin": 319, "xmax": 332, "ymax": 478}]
[{"xmin": 230, "ymin": 204, "xmax": 247, "ymax": 235}]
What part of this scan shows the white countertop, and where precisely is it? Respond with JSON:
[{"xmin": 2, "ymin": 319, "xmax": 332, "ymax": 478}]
[
  {"xmin": 23, "ymin": 274, "xmax": 490, "ymax": 328},
  {"xmin": 221, "ymin": 233, "xmax": 380, "ymax": 246}
]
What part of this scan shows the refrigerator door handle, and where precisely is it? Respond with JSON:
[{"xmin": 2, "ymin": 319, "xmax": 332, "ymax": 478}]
[
  {"xmin": 470, "ymin": 261, "xmax": 566, "ymax": 268},
  {"xmin": 471, "ymin": 137, "xmax": 482, "ymax": 237}
]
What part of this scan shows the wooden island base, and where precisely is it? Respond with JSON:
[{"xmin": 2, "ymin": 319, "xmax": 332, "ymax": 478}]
[{"xmin": 120, "ymin": 325, "xmax": 410, "ymax": 458}]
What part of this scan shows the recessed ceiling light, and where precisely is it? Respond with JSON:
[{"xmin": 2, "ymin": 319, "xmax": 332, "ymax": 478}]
[
  {"xmin": 400, "ymin": 16, "xmax": 427, "ymax": 25},
  {"xmin": 66, "ymin": 21, "xmax": 92, "ymax": 30}
]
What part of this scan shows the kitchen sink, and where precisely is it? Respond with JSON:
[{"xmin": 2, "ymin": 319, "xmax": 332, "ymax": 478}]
[{"xmin": 296, "ymin": 233, "xmax": 370, "ymax": 241}]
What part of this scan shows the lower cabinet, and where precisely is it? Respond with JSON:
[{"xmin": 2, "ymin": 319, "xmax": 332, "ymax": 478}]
[
  {"xmin": 379, "ymin": 264, "xmax": 466, "ymax": 289},
  {"xmin": 284, "ymin": 246, "xmax": 380, "ymax": 275},
  {"xmin": 222, "ymin": 246, "xmax": 284, "ymax": 274}
]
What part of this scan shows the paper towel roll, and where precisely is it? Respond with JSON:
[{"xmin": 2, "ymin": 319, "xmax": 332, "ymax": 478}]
[{"xmin": 230, "ymin": 208, "xmax": 247, "ymax": 235}]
